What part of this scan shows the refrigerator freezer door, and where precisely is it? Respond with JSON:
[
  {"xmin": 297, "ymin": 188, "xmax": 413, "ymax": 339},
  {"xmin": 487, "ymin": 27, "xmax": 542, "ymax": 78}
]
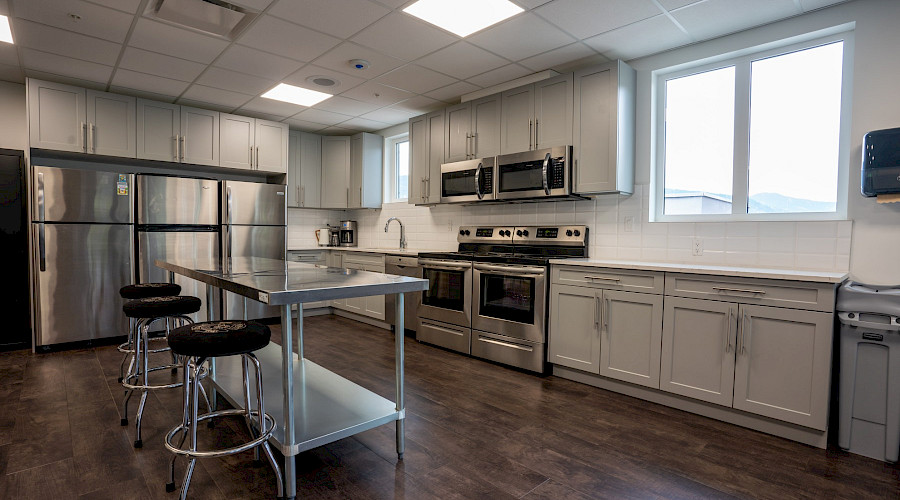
[
  {"xmin": 33, "ymin": 223, "xmax": 133, "ymax": 345},
  {"xmin": 224, "ymin": 225, "xmax": 285, "ymax": 320},
  {"xmin": 33, "ymin": 166, "xmax": 133, "ymax": 224},
  {"xmin": 222, "ymin": 181, "xmax": 286, "ymax": 226},
  {"xmin": 138, "ymin": 230, "xmax": 219, "ymax": 323},
  {"xmin": 136, "ymin": 175, "xmax": 218, "ymax": 226}
]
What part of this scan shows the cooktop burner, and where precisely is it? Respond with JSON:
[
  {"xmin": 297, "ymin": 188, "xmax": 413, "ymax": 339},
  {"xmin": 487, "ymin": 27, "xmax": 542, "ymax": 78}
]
[{"xmin": 418, "ymin": 225, "xmax": 588, "ymax": 266}]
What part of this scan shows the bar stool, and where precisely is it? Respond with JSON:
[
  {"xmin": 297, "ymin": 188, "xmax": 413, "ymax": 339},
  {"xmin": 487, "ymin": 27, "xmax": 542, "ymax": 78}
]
[
  {"xmin": 164, "ymin": 320, "xmax": 283, "ymax": 500},
  {"xmin": 121, "ymin": 295, "xmax": 203, "ymax": 448},
  {"xmin": 117, "ymin": 283, "xmax": 183, "ymax": 383}
]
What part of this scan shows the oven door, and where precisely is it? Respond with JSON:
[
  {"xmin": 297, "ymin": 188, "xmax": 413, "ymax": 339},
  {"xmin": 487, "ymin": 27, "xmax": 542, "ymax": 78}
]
[
  {"xmin": 472, "ymin": 263, "xmax": 546, "ymax": 343},
  {"xmin": 495, "ymin": 146, "xmax": 571, "ymax": 200},
  {"xmin": 440, "ymin": 158, "xmax": 494, "ymax": 203},
  {"xmin": 419, "ymin": 259, "xmax": 472, "ymax": 327}
]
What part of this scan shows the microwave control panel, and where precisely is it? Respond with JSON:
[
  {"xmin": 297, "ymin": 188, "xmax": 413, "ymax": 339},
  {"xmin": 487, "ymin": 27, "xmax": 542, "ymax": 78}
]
[{"xmin": 549, "ymin": 157, "xmax": 566, "ymax": 189}]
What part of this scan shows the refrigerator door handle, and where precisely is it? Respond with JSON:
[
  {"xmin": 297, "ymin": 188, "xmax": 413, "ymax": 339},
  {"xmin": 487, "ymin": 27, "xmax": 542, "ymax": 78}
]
[{"xmin": 37, "ymin": 172, "xmax": 45, "ymax": 271}]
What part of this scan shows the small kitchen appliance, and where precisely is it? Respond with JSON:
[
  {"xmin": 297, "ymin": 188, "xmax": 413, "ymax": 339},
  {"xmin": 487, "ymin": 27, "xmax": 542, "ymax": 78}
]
[{"xmin": 339, "ymin": 220, "xmax": 357, "ymax": 247}]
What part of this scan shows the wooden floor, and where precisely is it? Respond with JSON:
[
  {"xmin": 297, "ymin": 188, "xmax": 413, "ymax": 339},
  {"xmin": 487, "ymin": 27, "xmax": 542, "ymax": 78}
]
[{"xmin": 1, "ymin": 314, "xmax": 899, "ymax": 499}]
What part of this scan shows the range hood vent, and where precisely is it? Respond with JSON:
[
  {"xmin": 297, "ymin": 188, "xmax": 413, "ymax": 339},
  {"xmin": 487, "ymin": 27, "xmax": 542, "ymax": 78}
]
[{"xmin": 147, "ymin": 0, "xmax": 257, "ymax": 40}]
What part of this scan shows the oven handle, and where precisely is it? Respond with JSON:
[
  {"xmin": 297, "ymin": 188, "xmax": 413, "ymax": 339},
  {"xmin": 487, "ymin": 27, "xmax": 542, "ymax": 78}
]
[
  {"xmin": 474, "ymin": 263, "xmax": 546, "ymax": 275},
  {"xmin": 477, "ymin": 335, "xmax": 534, "ymax": 352},
  {"xmin": 418, "ymin": 259, "xmax": 471, "ymax": 271},
  {"xmin": 541, "ymin": 152, "xmax": 551, "ymax": 195},
  {"xmin": 475, "ymin": 161, "xmax": 484, "ymax": 200}
]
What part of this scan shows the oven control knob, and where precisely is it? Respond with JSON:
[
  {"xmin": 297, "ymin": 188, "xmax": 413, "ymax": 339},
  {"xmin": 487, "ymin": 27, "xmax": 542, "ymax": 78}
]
[
  {"xmin": 459, "ymin": 230, "xmax": 465, "ymax": 235},
  {"xmin": 516, "ymin": 230, "xmax": 522, "ymax": 237},
  {"xmin": 566, "ymin": 229, "xmax": 573, "ymax": 237},
  {"xmin": 574, "ymin": 230, "xmax": 581, "ymax": 237},
  {"xmin": 522, "ymin": 230, "xmax": 529, "ymax": 237},
  {"xmin": 465, "ymin": 230, "xmax": 471, "ymax": 235}
]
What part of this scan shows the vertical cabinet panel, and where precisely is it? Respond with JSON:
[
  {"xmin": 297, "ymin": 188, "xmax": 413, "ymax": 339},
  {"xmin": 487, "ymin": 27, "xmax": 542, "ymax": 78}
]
[
  {"xmin": 349, "ymin": 134, "xmax": 363, "ymax": 208},
  {"xmin": 733, "ymin": 305, "xmax": 832, "ymax": 430},
  {"xmin": 409, "ymin": 115, "xmax": 426, "ymax": 204},
  {"xmin": 425, "ymin": 110, "xmax": 444, "ymax": 203},
  {"xmin": 299, "ymin": 132, "xmax": 322, "ymax": 208},
  {"xmin": 533, "ymin": 73, "xmax": 573, "ymax": 150},
  {"xmin": 255, "ymin": 119, "xmax": 288, "ymax": 173},
  {"xmin": 137, "ymin": 99, "xmax": 180, "ymax": 162},
  {"xmin": 220, "ymin": 113, "xmax": 254, "ymax": 170},
  {"xmin": 28, "ymin": 80, "xmax": 86, "ymax": 153},
  {"xmin": 86, "ymin": 90, "xmax": 135, "ymax": 158},
  {"xmin": 180, "ymin": 106, "xmax": 219, "ymax": 166},
  {"xmin": 660, "ymin": 297, "xmax": 737, "ymax": 407},
  {"xmin": 471, "ymin": 94, "xmax": 501, "ymax": 158},
  {"xmin": 599, "ymin": 290, "xmax": 663, "ymax": 389},
  {"xmin": 445, "ymin": 102, "xmax": 471, "ymax": 162},
  {"xmin": 500, "ymin": 85, "xmax": 534, "ymax": 154},
  {"xmin": 321, "ymin": 136, "xmax": 350, "ymax": 209},
  {"xmin": 548, "ymin": 284, "xmax": 600, "ymax": 373}
]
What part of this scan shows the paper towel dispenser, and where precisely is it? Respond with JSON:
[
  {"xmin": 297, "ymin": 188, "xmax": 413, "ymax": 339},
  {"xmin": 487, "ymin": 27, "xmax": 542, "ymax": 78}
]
[{"xmin": 861, "ymin": 127, "xmax": 900, "ymax": 197}]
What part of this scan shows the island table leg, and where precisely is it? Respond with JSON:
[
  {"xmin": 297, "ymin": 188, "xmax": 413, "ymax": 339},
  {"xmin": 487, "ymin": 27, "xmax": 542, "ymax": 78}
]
[
  {"xmin": 281, "ymin": 303, "xmax": 296, "ymax": 499},
  {"xmin": 395, "ymin": 292, "xmax": 405, "ymax": 460}
]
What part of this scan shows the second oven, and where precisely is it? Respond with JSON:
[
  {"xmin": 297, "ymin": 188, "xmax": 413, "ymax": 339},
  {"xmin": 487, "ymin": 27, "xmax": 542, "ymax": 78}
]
[
  {"xmin": 472, "ymin": 262, "xmax": 546, "ymax": 342},
  {"xmin": 418, "ymin": 258, "xmax": 472, "ymax": 328}
]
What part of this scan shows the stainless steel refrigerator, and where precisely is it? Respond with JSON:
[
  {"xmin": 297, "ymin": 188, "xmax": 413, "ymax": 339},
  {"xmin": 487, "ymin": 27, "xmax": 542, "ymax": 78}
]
[
  {"xmin": 31, "ymin": 166, "xmax": 134, "ymax": 347},
  {"xmin": 221, "ymin": 180, "xmax": 286, "ymax": 321},
  {"xmin": 136, "ymin": 174, "xmax": 219, "ymax": 324}
]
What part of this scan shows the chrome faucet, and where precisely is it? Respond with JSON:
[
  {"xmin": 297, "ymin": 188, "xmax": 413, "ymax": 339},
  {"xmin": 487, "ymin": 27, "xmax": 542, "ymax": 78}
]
[{"xmin": 385, "ymin": 217, "xmax": 407, "ymax": 249}]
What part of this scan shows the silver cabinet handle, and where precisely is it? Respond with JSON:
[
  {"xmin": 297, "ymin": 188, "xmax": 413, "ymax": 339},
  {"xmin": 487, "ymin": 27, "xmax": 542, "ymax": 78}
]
[
  {"xmin": 89, "ymin": 123, "xmax": 95, "ymax": 153},
  {"xmin": 81, "ymin": 122, "xmax": 87, "ymax": 152},
  {"xmin": 594, "ymin": 294, "xmax": 599, "ymax": 327},
  {"xmin": 604, "ymin": 297, "xmax": 610, "ymax": 332},
  {"xmin": 250, "ymin": 145, "xmax": 254, "ymax": 168},
  {"xmin": 301, "ymin": 186, "xmax": 305, "ymax": 207},
  {"xmin": 256, "ymin": 146, "xmax": 260, "ymax": 168},
  {"xmin": 535, "ymin": 119, "xmax": 540, "ymax": 149},
  {"xmin": 471, "ymin": 132, "xmax": 477, "ymax": 158},
  {"xmin": 359, "ymin": 186, "xmax": 363, "ymax": 207},
  {"xmin": 174, "ymin": 135, "xmax": 179, "ymax": 161},
  {"xmin": 725, "ymin": 308, "xmax": 733, "ymax": 353},
  {"xmin": 738, "ymin": 310, "xmax": 748, "ymax": 354},
  {"xmin": 37, "ymin": 172, "xmax": 45, "ymax": 271},
  {"xmin": 712, "ymin": 286, "xmax": 766, "ymax": 295},
  {"xmin": 181, "ymin": 135, "xmax": 186, "ymax": 161},
  {"xmin": 528, "ymin": 120, "xmax": 533, "ymax": 150}
]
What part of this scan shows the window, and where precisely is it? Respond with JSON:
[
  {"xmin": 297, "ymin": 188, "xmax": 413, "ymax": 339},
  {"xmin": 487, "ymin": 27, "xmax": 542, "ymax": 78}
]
[
  {"xmin": 384, "ymin": 134, "xmax": 409, "ymax": 203},
  {"xmin": 654, "ymin": 33, "xmax": 851, "ymax": 221}
]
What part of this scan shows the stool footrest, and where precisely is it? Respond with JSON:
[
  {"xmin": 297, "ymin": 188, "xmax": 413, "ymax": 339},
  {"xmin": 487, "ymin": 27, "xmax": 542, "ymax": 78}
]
[
  {"xmin": 121, "ymin": 365, "xmax": 207, "ymax": 391},
  {"xmin": 164, "ymin": 409, "xmax": 276, "ymax": 459}
]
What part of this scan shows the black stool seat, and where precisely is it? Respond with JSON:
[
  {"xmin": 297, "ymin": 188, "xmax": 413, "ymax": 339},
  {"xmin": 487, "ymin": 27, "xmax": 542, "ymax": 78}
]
[
  {"xmin": 123, "ymin": 296, "xmax": 201, "ymax": 318},
  {"xmin": 120, "ymin": 283, "xmax": 182, "ymax": 299},
  {"xmin": 169, "ymin": 321, "xmax": 271, "ymax": 358}
]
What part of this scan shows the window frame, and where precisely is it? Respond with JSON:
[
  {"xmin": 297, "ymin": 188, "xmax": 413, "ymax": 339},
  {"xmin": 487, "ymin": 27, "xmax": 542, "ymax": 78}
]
[
  {"xmin": 383, "ymin": 133, "xmax": 410, "ymax": 204},
  {"xmin": 652, "ymin": 31, "xmax": 854, "ymax": 223}
]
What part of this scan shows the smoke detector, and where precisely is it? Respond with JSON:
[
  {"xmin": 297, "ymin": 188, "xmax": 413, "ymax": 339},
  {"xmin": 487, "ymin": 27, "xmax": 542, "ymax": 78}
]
[
  {"xmin": 305, "ymin": 75, "xmax": 341, "ymax": 90},
  {"xmin": 349, "ymin": 59, "xmax": 370, "ymax": 71},
  {"xmin": 146, "ymin": 0, "xmax": 257, "ymax": 40}
]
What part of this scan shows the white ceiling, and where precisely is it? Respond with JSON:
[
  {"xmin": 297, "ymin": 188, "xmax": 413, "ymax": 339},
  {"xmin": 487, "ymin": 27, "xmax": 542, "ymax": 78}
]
[{"xmin": 0, "ymin": 0, "xmax": 849, "ymax": 134}]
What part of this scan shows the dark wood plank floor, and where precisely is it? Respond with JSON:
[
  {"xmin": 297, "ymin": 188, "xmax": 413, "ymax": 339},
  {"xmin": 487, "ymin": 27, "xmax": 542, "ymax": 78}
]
[{"xmin": 1, "ymin": 314, "xmax": 899, "ymax": 499}]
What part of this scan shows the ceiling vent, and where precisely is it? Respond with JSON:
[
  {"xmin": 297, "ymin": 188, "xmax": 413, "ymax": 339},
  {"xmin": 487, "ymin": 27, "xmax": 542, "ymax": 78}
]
[{"xmin": 146, "ymin": 0, "xmax": 256, "ymax": 40}]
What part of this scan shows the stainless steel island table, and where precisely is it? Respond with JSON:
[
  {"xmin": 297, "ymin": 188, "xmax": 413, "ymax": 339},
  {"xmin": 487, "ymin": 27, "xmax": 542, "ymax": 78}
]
[{"xmin": 155, "ymin": 257, "xmax": 428, "ymax": 500}]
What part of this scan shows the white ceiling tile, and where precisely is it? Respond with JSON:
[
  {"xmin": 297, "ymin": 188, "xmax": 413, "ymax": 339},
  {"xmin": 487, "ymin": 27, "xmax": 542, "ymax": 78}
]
[
  {"xmin": 292, "ymin": 108, "xmax": 354, "ymax": 126},
  {"xmin": 0, "ymin": 63, "xmax": 24, "ymax": 83},
  {"xmin": 84, "ymin": 0, "xmax": 141, "ymax": 13},
  {"xmin": 376, "ymin": 64, "xmax": 456, "ymax": 94},
  {"xmin": 584, "ymin": 15, "xmax": 692, "ymax": 60},
  {"xmin": 12, "ymin": 0, "xmax": 133, "ymax": 43},
  {"xmin": 180, "ymin": 84, "xmax": 253, "ymax": 109},
  {"xmin": 228, "ymin": 0, "xmax": 276, "ymax": 10},
  {"xmin": 799, "ymin": 0, "xmax": 849, "ymax": 11},
  {"xmin": 426, "ymin": 81, "xmax": 481, "ymax": 103},
  {"xmin": 237, "ymin": 15, "xmax": 341, "ymax": 62},
  {"xmin": 313, "ymin": 95, "xmax": 383, "ymax": 116},
  {"xmin": 129, "ymin": 18, "xmax": 230, "ymax": 64},
  {"xmin": 237, "ymin": 111, "xmax": 285, "ymax": 122},
  {"xmin": 0, "ymin": 43, "xmax": 18, "ymax": 66},
  {"xmin": 12, "ymin": 19, "xmax": 121, "ymax": 66},
  {"xmin": 466, "ymin": 64, "xmax": 532, "ymax": 88},
  {"xmin": 535, "ymin": 0, "xmax": 661, "ymax": 39},
  {"xmin": 196, "ymin": 67, "xmax": 276, "ymax": 95},
  {"xmin": 416, "ymin": 42, "xmax": 509, "ymax": 80},
  {"xmin": 111, "ymin": 69, "xmax": 191, "ymax": 98},
  {"xmin": 657, "ymin": 0, "xmax": 704, "ymax": 9},
  {"xmin": 519, "ymin": 43, "xmax": 597, "ymax": 72},
  {"xmin": 671, "ymin": 0, "xmax": 801, "ymax": 41},
  {"xmin": 340, "ymin": 80, "xmax": 413, "ymax": 106},
  {"xmin": 238, "ymin": 96, "xmax": 307, "ymax": 117},
  {"xmin": 392, "ymin": 95, "xmax": 443, "ymax": 114},
  {"xmin": 281, "ymin": 64, "xmax": 365, "ymax": 94},
  {"xmin": 269, "ymin": 0, "xmax": 391, "ymax": 39},
  {"xmin": 319, "ymin": 126, "xmax": 357, "ymax": 135},
  {"xmin": 360, "ymin": 106, "xmax": 419, "ymax": 125},
  {"xmin": 311, "ymin": 42, "xmax": 405, "ymax": 78},
  {"xmin": 351, "ymin": 13, "xmax": 457, "ymax": 62},
  {"xmin": 468, "ymin": 13, "xmax": 575, "ymax": 61},
  {"xmin": 108, "ymin": 86, "xmax": 176, "ymax": 102},
  {"xmin": 119, "ymin": 47, "xmax": 206, "ymax": 83},
  {"xmin": 176, "ymin": 99, "xmax": 236, "ymax": 113},
  {"xmin": 339, "ymin": 116, "xmax": 391, "ymax": 132},
  {"xmin": 284, "ymin": 118, "xmax": 327, "ymax": 132},
  {"xmin": 21, "ymin": 47, "xmax": 112, "ymax": 84},
  {"xmin": 215, "ymin": 45, "xmax": 302, "ymax": 81}
]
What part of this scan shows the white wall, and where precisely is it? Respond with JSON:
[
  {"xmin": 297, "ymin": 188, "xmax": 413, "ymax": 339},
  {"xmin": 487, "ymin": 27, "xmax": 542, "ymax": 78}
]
[{"xmin": 0, "ymin": 81, "xmax": 26, "ymax": 151}]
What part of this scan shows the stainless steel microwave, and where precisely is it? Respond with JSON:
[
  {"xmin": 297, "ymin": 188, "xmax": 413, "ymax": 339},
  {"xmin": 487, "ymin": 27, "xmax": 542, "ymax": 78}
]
[
  {"xmin": 440, "ymin": 157, "xmax": 495, "ymax": 203},
  {"xmin": 495, "ymin": 145, "xmax": 580, "ymax": 201}
]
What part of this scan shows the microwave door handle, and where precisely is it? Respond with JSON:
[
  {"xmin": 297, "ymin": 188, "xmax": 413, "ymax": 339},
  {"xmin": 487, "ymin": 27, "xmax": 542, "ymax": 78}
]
[
  {"xmin": 542, "ymin": 152, "xmax": 551, "ymax": 195},
  {"xmin": 475, "ymin": 162, "xmax": 483, "ymax": 200}
]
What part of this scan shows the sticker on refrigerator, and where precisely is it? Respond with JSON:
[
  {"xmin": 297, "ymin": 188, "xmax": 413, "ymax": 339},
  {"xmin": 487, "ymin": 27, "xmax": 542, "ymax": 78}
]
[{"xmin": 117, "ymin": 174, "xmax": 128, "ymax": 195}]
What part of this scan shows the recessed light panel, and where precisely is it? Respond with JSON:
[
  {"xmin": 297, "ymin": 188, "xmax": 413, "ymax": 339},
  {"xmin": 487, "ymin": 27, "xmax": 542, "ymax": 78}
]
[
  {"xmin": 262, "ymin": 83, "xmax": 332, "ymax": 107},
  {"xmin": 0, "ymin": 15, "xmax": 14, "ymax": 44},
  {"xmin": 403, "ymin": 0, "xmax": 523, "ymax": 38}
]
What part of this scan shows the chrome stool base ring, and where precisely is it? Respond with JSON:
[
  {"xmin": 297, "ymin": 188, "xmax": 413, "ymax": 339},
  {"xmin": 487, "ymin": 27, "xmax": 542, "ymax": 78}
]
[{"xmin": 164, "ymin": 409, "xmax": 276, "ymax": 458}]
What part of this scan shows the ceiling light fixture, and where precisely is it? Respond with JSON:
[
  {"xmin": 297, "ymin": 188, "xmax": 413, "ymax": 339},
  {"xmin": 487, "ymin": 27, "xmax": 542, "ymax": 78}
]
[
  {"xmin": 0, "ymin": 15, "xmax": 14, "ymax": 44},
  {"xmin": 403, "ymin": 0, "xmax": 523, "ymax": 38},
  {"xmin": 262, "ymin": 83, "xmax": 332, "ymax": 107}
]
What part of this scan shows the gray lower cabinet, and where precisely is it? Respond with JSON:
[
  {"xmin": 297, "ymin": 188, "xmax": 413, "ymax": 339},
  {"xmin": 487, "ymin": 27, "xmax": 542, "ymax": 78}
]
[
  {"xmin": 548, "ymin": 284, "xmax": 600, "ymax": 373},
  {"xmin": 337, "ymin": 253, "xmax": 385, "ymax": 321}
]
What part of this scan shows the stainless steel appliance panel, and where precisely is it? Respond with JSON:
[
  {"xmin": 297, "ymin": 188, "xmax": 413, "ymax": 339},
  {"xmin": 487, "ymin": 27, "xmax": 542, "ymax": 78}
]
[
  {"xmin": 224, "ymin": 224, "xmax": 285, "ymax": 320},
  {"xmin": 471, "ymin": 330, "xmax": 544, "ymax": 372},
  {"xmin": 472, "ymin": 263, "xmax": 546, "ymax": 343},
  {"xmin": 222, "ymin": 181, "xmax": 287, "ymax": 226},
  {"xmin": 138, "ymin": 231, "xmax": 218, "ymax": 323},
  {"xmin": 137, "ymin": 175, "xmax": 218, "ymax": 225},
  {"xmin": 339, "ymin": 220, "xmax": 357, "ymax": 247},
  {"xmin": 33, "ymin": 166, "xmax": 133, "ymax": 224},
  {"xmin": 33, "ymin": 223, "xmax": 133, "ymax": 345},
  {"xmin": 385, "ymin": 255, "xmax": 421, "ymax": 334},
  {"xmin": 418, "ymin": 258, "xmax": 472, "ymax": 328},
  {"xmin": 440, "ymin": 157, "xmax": 495, "ymax": 203},
  {"xmin": 418, "ymin": 319, "xmax": 471, "ymax": 354},
  {"xmin": 495, "ymin": 145, "xmax": 573, "ymax": 201}
]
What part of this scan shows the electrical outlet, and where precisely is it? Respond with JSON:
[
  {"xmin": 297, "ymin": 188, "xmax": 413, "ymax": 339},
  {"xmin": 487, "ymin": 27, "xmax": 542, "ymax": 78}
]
[
  {"xmin": 624, "ymin": 216, "xmax": 635, "ymax": 233},
  {"xmin": 692, "ymin": 237, "xmax": 703, "ymax": 256}
]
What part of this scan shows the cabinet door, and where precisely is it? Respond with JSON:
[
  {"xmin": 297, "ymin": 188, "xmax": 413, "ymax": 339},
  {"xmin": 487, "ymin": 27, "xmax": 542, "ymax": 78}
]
[
  {"xmin": 86, "ymin": 90, "xmax": 135, "ymax": 157},
  {"xmin": 409, "ymin": 115, "xmax": 427, "ymax": 204},
  {"xmin": 343, "ymin": 261, "xmax": 366, "ymax": 313},
  {"xmin": 425, "ymin": 110, "xmax": 444, "ymax": 203},
  {"xmin": 445, "ymin": 102, "xmax": 471, "ymax": 162},
  {"xmin": 733, "ymin": 305, "xmax": 833, "ymax": 430},
  {"xmin": 548, "ymin": 284, "xmax": 599, "ymax": 373},
  {"xmin": 256, "ymin": 119, "xmax": 288, "ymax": 173},
  {"xmin": 137, "ymin": 99, "xmax": 180, "ymax": 162},
  {"xmin": 471, "ymin": 94, "xmax": 501, "ymax": 158},
  {"xmin": 28, "ymin": 79, "xmax": 86, "ymax": 153},
  {"xmin": 349, "ymin": 134, "xmax": 363, "ymax": 208},
  {"xmin": 660, "ymin": 297, "xmax": 737, "ymax": 407},
  {"xmin": 220, "ymin": 113, "xmax": 254, "ymax": 170},
  {"xmin": 321, "ymin": 136, "xmax": 350, "ymax": 208},
  {"xmin": 500, "ymin": 85, "xmax": 534, "ymax": 154},
  {"xmin": 599, "ymin": 290, "xmax": 663, "ymax": 389},
  {"xmin": 534, "ymin": 73, "xmax": 573, "ymax": 150},
  {"xmin": 181, "ymin": 106, "xmax": 219, "ymax": 166},
  {"xmin": 299, "ymin": 132, "xmax": 322, "ymax": 208},
  {"xmin": 288, "ymin": 132, "xmax": 301, "ymax": 207},
  {"xmin": 364, "ymin": 263, "xmax": 386, "ymax": 321}
]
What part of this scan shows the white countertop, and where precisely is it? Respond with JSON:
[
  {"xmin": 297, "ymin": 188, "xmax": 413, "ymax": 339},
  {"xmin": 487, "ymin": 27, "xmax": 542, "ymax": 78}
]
[
  {"xmin": 288, "ymin": 247, "xmax": 445, "ymax": 257},
  {"xmin": 550, "ymin": 258, "xmax": 848, "ymax": 284}
]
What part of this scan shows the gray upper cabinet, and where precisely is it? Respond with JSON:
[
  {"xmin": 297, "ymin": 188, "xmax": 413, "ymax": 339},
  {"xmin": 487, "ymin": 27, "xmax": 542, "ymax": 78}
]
[
  {"xmin": 573, "ymin": 60, "xmax": 635, "ymax": 195},
  {"xmin": 408, "ymin": 114, "xmax": 427, "ymax": 204},
  {"xmin": 350, "ymin": 132, "xmax": 383, "ymax": 209},
  {"xmin": 288, "ymin": 131, "xmax": 322, "ymax": 208},
  {"xmin": 445, "ymin": 102, "xmax": 471, "ymax": 163},
  {"xmin": 409, "ymin": 110, "xmax": 444, "ymax": 205},
  {"xmin": 445, "ymin": 94, "xmax": 501, "ymax": 162},
  {"xmin": 425, "ymin": 110, "xmax": 444, "ymax": 203},
  {"xmin": 180, "ymin": 106, "xmax": 219, "ymax": 167},
  {"xmin": 220, "ymin": 113, "xmax": 255, "ymax": 170},
  {"xmin": 137, "ymin": 100, "xmax": 219, "ymax": 166},
  {"xmin": 500, "ymin": 73, "xmax": 572, "ymax": 154},
  {"xmin": 321, "ymin": 135, "xmax": 350, "ymax": 209},
  {"xmin": 28, "ymin": 79, "xmax": 135, "ymax": 157},
  {"xmin": 255, "ymin": 119, "xmax": 288, "ymax": 174}
]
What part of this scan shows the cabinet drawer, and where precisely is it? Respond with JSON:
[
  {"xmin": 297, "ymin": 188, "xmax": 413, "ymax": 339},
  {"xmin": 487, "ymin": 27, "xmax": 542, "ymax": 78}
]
[
  {"xmin": 665, "ymin": 274, "xmax": 835, "ymax": 312},
  {"xmin": 552, "ymin": 265, "xmax": 664, "ymax": 294},
  {"xmin": 343, "ymin": 252, "xmax": 385, "ymax": 267},
  {"xmin": 287, "ymin": 250, "xmax": 326, "ymax": 264}
]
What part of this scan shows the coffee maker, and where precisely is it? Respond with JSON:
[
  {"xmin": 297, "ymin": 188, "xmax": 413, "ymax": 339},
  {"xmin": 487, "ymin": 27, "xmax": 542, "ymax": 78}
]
[{"xmin": 339, "ymin": 220, "xmax": 357, "ymax": 247}]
